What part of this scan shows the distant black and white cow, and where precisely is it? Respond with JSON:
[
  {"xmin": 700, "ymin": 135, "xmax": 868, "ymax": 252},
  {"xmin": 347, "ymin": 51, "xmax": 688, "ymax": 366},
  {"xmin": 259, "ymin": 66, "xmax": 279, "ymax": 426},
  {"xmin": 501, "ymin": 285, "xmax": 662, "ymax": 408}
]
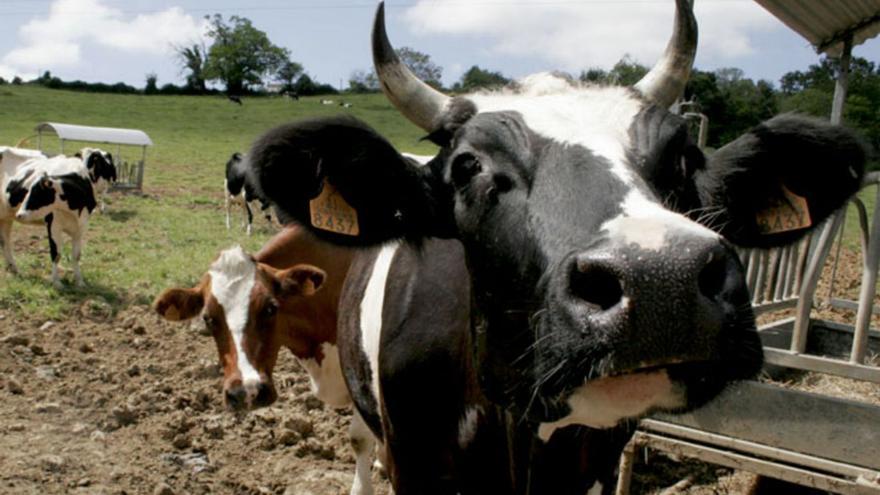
[
  {"xmin": 1, "ymin": 148, "xmax": 97, "ymax": 287},
  {"xmin": 75, "ymin": 147, "xmax": 117, "ymax": 213},
  {"xmin": 225, "ymin": 152, "xmax": 273, "ymax": 235},
  {"xmin": 244, "ymin": 2, "xmax": 866, "ymax": 493}
]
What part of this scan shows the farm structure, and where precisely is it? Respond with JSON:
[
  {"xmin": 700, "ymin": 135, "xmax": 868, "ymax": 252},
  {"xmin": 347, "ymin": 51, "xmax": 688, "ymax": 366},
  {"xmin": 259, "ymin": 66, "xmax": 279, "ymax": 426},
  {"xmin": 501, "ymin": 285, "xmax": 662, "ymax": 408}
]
[
  {"xmin": 618, "ymin": 2, "xmax": 880, "ymax": 492},
  {"xmin": 34, "ymin": 122, "xmax": 153, "ymax": 191}
]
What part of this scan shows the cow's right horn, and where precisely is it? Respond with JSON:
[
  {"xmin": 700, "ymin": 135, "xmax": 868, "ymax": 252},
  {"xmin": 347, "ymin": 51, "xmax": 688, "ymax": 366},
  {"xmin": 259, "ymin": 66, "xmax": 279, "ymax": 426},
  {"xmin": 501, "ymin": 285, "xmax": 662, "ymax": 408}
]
[
  {"xmin": 633, "ymin": 0, "xmax": 697, "ymax": 108},
  {"xmin": 372, "ymin": 1, "xmax": 450, "ymax": 131}
]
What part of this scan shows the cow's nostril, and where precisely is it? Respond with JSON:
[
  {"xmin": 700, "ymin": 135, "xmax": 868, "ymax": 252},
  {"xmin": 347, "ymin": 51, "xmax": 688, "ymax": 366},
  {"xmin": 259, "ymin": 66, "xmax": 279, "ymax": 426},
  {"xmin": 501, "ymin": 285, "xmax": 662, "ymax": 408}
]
[
  {"xmin": 254, "ymin": 383, "xmax": 274, "ymax": 406},
  {"xmin": 225, "ymin": 387, "xmax": 247, "ymax": 409},
  {"xmin": 571, "ymin": 260, "xmax": 623, "ymax": 311},
  {"xmin": 698, "ymin": 251, "xmax": 731, "ymax": 301}
]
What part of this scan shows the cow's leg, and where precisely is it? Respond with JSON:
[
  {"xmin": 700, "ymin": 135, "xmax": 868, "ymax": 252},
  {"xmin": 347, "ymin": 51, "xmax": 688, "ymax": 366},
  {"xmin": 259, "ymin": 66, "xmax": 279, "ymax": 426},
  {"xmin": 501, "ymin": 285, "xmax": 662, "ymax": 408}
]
[
  {"xmin": 0, "ymin": 218, "xmax": 17, "ymax": 274},
  {"xmin": 245, "ymin": 200, "xmax": 253, "ymax": 236},
  {"xmin": 349, "ymin": 409, "xmax": 376, "ymax": 495},
  {"xmin": 70, "ymin": 226, "xmax": 85, "ymax": 287},
  {"xmin": 46, "ymin": 214, "xmax": 62, "ymax": 288},
  {"xmin": 225, "ymin": 192, "xmax": 232, "ymax": 230}
]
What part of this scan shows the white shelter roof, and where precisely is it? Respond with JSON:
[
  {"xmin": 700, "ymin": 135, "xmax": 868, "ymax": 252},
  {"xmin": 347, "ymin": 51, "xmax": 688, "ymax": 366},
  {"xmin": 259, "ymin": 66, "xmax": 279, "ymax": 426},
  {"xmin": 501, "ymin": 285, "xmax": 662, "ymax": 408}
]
[
  {"xmin": 754, "ymin": 0, "xmax": 880, "ymax": 55},
  {"xmin": 35, "ymin": 122, "xmax": 153, "ymax": 147}
]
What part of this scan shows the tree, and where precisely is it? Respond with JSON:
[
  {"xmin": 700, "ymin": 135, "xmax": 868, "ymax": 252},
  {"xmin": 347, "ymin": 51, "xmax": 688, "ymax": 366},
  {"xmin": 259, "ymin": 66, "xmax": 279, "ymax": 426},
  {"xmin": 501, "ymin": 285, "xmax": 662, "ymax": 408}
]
[
  {"xmin": 577, "ymin": 56, "xmax": 647, "ymax": 86},
  {"xmin": 348, "ymin": 69, "xmax": 379, "ymax": 93},
  {"xmin": 145, "ymin": 73, "xmax": 159, "ymax": 94},
  {"xmin": 579, "ymin": 68, "xmax": 608, "ymax": 83},
  {"xmin": 202, "ymin": 14, "xmax": 289, "ymax": 94},
  {"xmin": 175, "ymin": 43, "xmax": 208, "ymax": 93},
  {"xmin": 276, "ymin": 60, "xmax": 304, "ymax": 91},
  {"xmin": 292, "ymin": 73, "xmax": 338, "ymax": 96},
  {"xmin": 455, "ymin": 65, "xmax": 509, "ymax": 92},
  {"xmin": 396, "ymin": 47, "xmax": 443, "ymax": 89}
]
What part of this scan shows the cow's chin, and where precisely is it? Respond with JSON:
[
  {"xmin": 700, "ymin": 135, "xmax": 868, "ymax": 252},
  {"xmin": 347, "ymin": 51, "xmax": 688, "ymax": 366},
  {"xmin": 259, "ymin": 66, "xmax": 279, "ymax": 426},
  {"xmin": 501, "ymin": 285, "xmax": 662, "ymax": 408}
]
[
  {"xmin": 537, "ymin": 368, "xmax": 684, "ymax": 440},
  {"xmin": 536, "ymin": 357, "xmax": 760, "ymax": 441}
]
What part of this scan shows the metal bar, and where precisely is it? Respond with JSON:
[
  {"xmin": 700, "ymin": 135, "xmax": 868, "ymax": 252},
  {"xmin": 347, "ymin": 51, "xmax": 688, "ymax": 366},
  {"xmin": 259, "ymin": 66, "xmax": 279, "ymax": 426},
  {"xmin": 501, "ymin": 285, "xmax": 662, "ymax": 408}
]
[
  {"xmin": 754, "ymin": 250, "xmax": 768, "ymax": 306},
  {"xmin": 639, "ymin": 421, "xmax": 880, "ymax": 480},
  {"xmin": 615, "ymin": 440, "xmax": 637, "ymax": 495},
  {"xmin": 745, "ymin": 249, "xmax": 759, "ymax": 294},
  {"xmin": 852, "ymin": 185, "xmax": 880, "ymax": 363},
  {"xmin": 831, "ymin": 35, "xmax": 853, "ymax": 125},
  {"xmin": 793, "ymin": 213, "xmax": 845, "ymax": 352},
  {"xmin": 794, "ymin": 234, "xmax": 811, "ymax": 294},
  {"xmin": 633, "ymin": 433, "xmax": 880, "ymax": 495},
  {"xmin": 764, "ymin": 348, "xmax": 880, "ymax": 383},
  {"xmin": 752, "ymin": 298, "xmax": 799, "ymax": 315},
  {"xmin": 827, "ymin": 297, "xmax": 880, "ymax": 316},
  {"xmin": 827, "ymin": 211, "xmax": 848, "ymax": 303},
  {"xmin": 774, "ymin": 247, "xmax": 790, "ymax": 301}
]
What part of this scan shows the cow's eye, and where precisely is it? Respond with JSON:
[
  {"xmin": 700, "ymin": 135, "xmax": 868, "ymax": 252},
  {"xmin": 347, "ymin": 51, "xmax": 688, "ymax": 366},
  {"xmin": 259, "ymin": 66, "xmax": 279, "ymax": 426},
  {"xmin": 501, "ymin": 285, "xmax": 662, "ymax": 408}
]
[
  {"xmin": 203, "ymin": 314, "xmax": 216, "ymax": 327},
  {"xmin": 262, "ymin": 302, "xmax": 278, "ymax": 318},
  {"xmin": 451, "ymin": 153, "xmax": 481, "ymax": 188}
]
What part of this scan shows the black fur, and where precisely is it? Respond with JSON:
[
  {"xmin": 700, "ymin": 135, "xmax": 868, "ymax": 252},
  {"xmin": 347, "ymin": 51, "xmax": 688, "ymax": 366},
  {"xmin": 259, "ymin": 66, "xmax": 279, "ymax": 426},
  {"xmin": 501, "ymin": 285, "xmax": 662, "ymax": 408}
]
[
  {"xmin": 247, "ymin": 115, "xmax": 453, "ymax": 245},
  {"xmin": 5, "ymin": 169, "xmax": 35, "ymax": 207},
  {"xmin": 86, "ymin": 151, "xmax": 117, "ymax": 184},
  {"xmin": 23, "ymin": 176, "xmax": 57, "ymax": 213},
  {"xmin": 693, "ymin": 114, "xmax": 865, "ymax": 247},
  {"xmin": 45, "ymin": 213, "xmax": 58, "ymax": 262},
  {"xmin": 58, "ymin": 173, "xmax": 97, "ymax": 214}
]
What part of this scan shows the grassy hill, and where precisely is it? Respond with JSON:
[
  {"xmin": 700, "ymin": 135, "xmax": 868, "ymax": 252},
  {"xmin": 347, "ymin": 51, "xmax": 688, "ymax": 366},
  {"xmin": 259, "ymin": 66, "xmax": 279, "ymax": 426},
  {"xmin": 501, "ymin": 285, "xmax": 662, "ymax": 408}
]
[{"xmin": 0, "ymin": 86, "xmax": 437, "ymax": 318}]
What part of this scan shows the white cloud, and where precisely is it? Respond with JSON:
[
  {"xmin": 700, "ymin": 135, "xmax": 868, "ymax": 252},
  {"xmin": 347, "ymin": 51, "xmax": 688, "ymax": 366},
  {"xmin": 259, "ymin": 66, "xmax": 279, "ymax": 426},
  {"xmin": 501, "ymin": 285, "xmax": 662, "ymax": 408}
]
[
  {"xmin": 402, "ymin": 1, "xmax": 779, "ymax": 73},
  {"xmin": 2, "ymin": 0, "xmax": 206, "ymax": 73}
]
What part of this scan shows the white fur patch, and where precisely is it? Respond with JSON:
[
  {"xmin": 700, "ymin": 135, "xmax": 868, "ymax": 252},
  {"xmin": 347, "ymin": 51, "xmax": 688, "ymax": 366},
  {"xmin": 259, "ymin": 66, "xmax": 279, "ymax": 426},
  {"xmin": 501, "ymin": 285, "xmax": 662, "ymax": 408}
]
[
  {"xmin": 208, "ymin": 246, "xmax": 260, "ymax": 386},
  {"xmin": 587, "ymin": 482, "xmax": 603, "ymax": 495},
  {"xmin": 457, "ymin": 405, "xmax": 483, "ymax": 449},
  {"xmin": 359, "ymin": 243, "xmax": 400, "ymax": 410},
  {"xmin": 470, "ymin": 73, "xmax": 642, "ymax": 184},
  {"xmin": 297, "ymin": 342, "xmax": 350, "ymax": 408},
  {"xmin": 538, "ymin": 369, "xmax": 683, "ymax": 441},
  {"xmin": 601, "ymin": 189, "xmax": 718, "ymax": 251}
]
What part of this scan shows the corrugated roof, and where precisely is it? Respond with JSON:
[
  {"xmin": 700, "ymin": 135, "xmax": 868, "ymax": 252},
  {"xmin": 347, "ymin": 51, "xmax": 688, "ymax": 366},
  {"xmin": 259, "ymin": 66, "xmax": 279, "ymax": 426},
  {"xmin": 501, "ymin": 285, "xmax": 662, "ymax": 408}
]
[
  {"xmin": 35, "ymin": 122, "xmax": 153, "ymax": 147},
  {"xmin": 754, "ymin": 0, "xmax": 880, "ymax": 55}
]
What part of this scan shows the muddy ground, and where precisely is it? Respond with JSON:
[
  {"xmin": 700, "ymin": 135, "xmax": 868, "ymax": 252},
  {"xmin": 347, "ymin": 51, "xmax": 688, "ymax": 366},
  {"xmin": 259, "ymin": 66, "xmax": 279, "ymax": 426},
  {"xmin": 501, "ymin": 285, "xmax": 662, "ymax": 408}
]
[{"xmin": 0, "ymin": 246, "xmax": 877, "ymax": 495}]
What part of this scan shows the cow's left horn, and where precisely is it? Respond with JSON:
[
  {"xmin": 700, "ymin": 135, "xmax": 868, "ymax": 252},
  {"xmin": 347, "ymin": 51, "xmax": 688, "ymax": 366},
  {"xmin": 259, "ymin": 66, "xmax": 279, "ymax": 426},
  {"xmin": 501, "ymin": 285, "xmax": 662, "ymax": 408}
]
[
  {"xmin": 372, "ymin": 1, "xmax": 450, "ymax": 131},
  {"xmin": 634, "ymin": 0, "xmax": 697, "ymax": 108}
]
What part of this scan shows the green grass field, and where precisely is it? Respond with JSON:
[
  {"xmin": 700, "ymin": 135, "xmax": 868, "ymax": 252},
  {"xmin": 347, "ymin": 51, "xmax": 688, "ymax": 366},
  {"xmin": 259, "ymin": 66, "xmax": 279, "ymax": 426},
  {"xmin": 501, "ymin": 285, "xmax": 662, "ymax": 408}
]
[
  {"xmin": 0, "ymin": 85, "xmax": 437, "ymax": 318},
  {"xmin": 0, "ymin": 85, "xmax": 874, "ymax": 319}
]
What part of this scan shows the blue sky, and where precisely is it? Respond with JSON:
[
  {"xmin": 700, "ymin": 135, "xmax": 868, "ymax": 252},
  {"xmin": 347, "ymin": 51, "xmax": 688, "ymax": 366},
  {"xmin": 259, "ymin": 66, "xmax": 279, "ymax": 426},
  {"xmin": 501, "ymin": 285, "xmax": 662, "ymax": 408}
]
[{"xmin": 1, "ymin": 0, "xmax": 878, "ymax": 91}]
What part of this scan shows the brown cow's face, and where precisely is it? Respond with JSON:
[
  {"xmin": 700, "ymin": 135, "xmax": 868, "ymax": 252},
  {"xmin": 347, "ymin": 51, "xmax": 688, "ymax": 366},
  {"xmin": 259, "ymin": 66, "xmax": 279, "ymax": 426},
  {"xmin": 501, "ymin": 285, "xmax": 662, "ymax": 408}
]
[{"xmin": 153, "ymin": 246, "xmax": 325, "ymax": 411}]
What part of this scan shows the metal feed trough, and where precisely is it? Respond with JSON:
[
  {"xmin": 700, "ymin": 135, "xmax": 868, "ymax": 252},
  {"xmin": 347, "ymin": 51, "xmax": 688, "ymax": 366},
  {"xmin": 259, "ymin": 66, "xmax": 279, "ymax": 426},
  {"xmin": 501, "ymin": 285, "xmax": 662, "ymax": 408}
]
[{"xmin": 34, "ymin": 122, "xmax": 153, "ymax": 191}]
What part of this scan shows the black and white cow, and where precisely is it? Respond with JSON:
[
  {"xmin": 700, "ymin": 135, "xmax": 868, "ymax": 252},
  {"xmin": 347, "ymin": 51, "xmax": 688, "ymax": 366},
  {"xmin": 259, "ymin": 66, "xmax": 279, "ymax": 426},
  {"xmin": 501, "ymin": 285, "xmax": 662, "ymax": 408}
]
[
  {"xmin": 75, "ymin": 147, "xmax": 117, "ymax": 213},
  {"xmin": 225, "ymin": 152, "xmax": 273, "ymax": 235},
  {"xmin": 244, "ymin": 2, "xmax": 866, "ymax": 493},
  {"xmin": 1, "ymin": 149, "xmax": 97, "ymax": 287}
]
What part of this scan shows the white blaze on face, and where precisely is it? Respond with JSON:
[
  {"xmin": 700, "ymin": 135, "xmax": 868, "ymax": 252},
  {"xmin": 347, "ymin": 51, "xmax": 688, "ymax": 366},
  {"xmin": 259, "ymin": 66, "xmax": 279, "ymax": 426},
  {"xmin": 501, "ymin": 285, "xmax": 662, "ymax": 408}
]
[
  {"xmin": 297, "ymin": 342, "xmax": 350, "ymax": 408},
  {"xmin": 602, "ymin": 189, "xmax": 719, "ymax": 251},
  {"xmin": 538, "ymin": 369, "xmax": 684, "ymax": 441},
  {"xmin": 209, "ymin": 246, "xmax": 260, "ymax": 386},
  {"xmin": 360, "ymin": 243, "xmax": 400, "ymax": 408},
  {"xmin": 470, "ymin": 73, "xmax": 643, "ymax": 184}
]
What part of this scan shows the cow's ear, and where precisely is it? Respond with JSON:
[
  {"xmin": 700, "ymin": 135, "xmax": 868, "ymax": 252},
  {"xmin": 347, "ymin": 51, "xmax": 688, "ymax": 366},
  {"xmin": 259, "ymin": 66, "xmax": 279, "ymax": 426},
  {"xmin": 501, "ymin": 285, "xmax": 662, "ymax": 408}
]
[
  {"xmin": 153, "ymin": 286, "xmax": 204, "ymax": 321},
  {"xmin": 247, "ymin": 115, "xmax": 453, "ymax": 246},
  {"xmin": 277, "ymin": 264, "xmax": 326, "ymax": 298},
  {"xmin": 693, "ymin": 114, "xmax": 866, "ymax": 248}
]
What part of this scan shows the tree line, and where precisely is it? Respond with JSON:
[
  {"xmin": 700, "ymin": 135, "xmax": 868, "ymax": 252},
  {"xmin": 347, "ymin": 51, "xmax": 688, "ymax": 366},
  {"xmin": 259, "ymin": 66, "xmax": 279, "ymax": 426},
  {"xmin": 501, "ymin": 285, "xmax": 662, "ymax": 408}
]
[{"xmin": 3, "ymin": 12, "xmax": 876, "ymax": 158}]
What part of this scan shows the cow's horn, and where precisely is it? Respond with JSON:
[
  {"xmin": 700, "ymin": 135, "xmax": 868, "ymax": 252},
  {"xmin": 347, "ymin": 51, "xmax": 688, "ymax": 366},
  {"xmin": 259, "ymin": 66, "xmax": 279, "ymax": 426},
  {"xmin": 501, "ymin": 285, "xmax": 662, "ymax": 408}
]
[
  {"xmin": 633, "ymin": 0, "xmax": 697, "ymax": 108},
  {"xmin": 373, "ymin": 1, "xmax": 450, "ymax": 131}
]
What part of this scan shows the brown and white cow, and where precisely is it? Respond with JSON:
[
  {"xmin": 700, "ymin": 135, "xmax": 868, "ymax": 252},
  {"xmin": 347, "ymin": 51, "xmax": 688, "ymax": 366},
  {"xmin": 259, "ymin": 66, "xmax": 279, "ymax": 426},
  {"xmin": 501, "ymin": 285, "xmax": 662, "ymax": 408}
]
[
  {"xmin": 241, "ymin": 1, "xmax": 867, "ymax": 493},
  {"xmin": 153, "ymin": 227, "xmax": 379, "ymax": 495}
]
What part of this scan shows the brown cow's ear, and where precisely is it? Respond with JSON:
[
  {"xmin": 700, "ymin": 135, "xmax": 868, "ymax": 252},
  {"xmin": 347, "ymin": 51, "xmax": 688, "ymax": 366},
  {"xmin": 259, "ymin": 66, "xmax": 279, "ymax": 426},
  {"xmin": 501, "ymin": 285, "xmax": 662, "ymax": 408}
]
[
  {"xmin": 277, "ymin": 264, "xmax": 326, "ymax": 298},
  {"xmin": 153, "ymin": 287, "xmax": 204, "ymax": 321}
]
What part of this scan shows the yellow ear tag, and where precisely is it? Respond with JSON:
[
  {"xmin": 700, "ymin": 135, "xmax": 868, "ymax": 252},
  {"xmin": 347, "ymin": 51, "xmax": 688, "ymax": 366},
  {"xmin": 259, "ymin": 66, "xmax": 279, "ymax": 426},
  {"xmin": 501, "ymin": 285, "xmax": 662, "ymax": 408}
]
[
  {"xmin": 756, "ymin": 185, "xmax": 812, "ymax": 234},
  {"xmin": 309, "ymin": 179, "xmax": 360, "ymax": 236}
]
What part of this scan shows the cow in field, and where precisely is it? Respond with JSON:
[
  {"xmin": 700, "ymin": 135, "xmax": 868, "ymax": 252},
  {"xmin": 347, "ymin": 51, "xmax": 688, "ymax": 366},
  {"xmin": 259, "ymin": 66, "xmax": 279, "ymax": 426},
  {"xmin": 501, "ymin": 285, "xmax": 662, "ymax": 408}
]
[
  {"xmin": 153, "ymin": 227, "xmax": 380, "ymax": 495},
  {"xmin": 242, "ymin": 1, "xmax": 866, "ymax": 493},
  {"xmin": 75, "ymin": 147, "xmax": 117, "ymax": 213},
  {"xmin": 225, "ymin": 152, "xmax": 273, "ymax": 235},
  {"xmin": 1, "ymin": 148, "xmax": 97, "ymax": 287}
]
